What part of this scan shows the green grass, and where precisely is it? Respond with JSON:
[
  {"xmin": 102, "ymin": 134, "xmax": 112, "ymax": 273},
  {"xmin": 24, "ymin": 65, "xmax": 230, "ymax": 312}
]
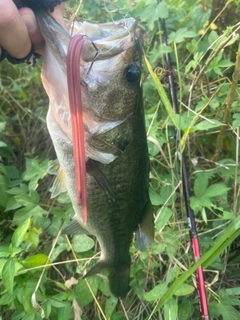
[{"xmin": 0, "ymin": 0, "xmax": 240, "ymax": 319}]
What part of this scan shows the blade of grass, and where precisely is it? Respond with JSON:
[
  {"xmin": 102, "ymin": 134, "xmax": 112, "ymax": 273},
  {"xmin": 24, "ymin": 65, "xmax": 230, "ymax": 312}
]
[{"xmin": 144, "ymin": 53, "xmax": 179, "ymax": 130}]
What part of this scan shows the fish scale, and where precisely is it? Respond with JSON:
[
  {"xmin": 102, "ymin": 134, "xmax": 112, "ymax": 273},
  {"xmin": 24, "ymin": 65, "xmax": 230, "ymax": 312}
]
[{"xmin": 36, "ymin": 11, "xmax": 154, "ymax": 298}]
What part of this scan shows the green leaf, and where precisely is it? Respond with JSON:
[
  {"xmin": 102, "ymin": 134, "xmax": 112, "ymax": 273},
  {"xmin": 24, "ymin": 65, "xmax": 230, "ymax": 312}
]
[
  {"xmin": 22, "ymin": 313, "xmax": 35, "ymax": 320},
  {"xmin": 0, "ymin": 291, "xmax": 17, "ymax": 305},
  {"xmin": 0, "ymin": 245, "xmax": 10, "ymax": 258},
  {"xmin": 15, "ymin": 190, "xmax": 39, "ymax": 207},
  {"xmin": 213, "ymin": 67, "xmax": 223, "ymax": 76},
  {"xmin": 75, "ymin": 278, "xmax": 99, "ymax": 307},
  {"xmin": 2, "ymin": 259, "xmax": 15, "ymax": 294},
  {"xmin": 206, "ymin": 183, "xmax": 230, "ymax": 198},
  {"xmin": 168, "ymin": 28, "xmax": 198, "ymax": 43},
  {"xmin": 174, "ymin": 284, "xmax": 195, "ymax": 296},
  {"xmin": 232, "ymin": 113, "xmax": 240, "ymax": 131},
  {"xmin": 195, "ymin": 119, "xmax": 224, "ymax": 131},
  {"xmin": 194, "ymin": 174, "xmax": 208, "ymax": 198},
  {"xmin": 0, "ymin": 140, "xmax": 7, "ymax": 147},
  {"xmin": 155, "ymin": 207, "xmax": 173, "ymax": 230},
  {"xmin": 218, "ymin": 60, "xmax": 235, "ymax": 68},
  {"xmin": 0, "ymin": 175, "xmax": 10, "ymax": 208},
  {"xmin": 137, "ymin": 1, "xmax": 168, "ymax": 30},
  {"xmin": 47, "ymin": 217, "xmax": 62, "ymax": 236},
  {"xmin": 22, "ymin": 254, "xmax": 50, "ymax": 269},
  {"xmin": 164, "ymin": 297, "xmax": 178, "ymax": 320},
  {"xmin": 0, "ymin": 121, "xmax": 6, "ymax": 132},
  {"xmin": 49, "ymin": 298, "xmax": 67, "ymax": 308},
  {"xmin": 218, "ymin": 303, "xmax": 240, "ymax": 320},
  {"xmin": 12, "ymin": 218, "xmax": 31, "ymax": 248},
  {"xmin": 23, "ymin": 158, "xmax": 48, "ymax": 190},
  {"xmin": 201, "ymin": 207, "xmax": 208, "ymax": 224},
  {"xmin": 13, "ymin": 205, "xmax": 38, "ymax": 225},
  {"xmin": 208, "ymin": 30, "xmax": 218, "ymax": 45},
  {"xmin": 178, "ymin": 298, "xmax": 193, "ymax": 320},
  {"xmin": 72, "ymin": 234, "xmax": 95, "ymax": 252},
  {"xmin": 145, "ymin": 283, "xmax": 168, "ymax": 301},
  {"xmin": 9, "ymin": 310, "xmax": 25, "ymax": 320},
  {"xmin": 149, "ymin": 189, "xmax": 162, "ymax": 205},
  {"xmin": 194, "ymin": 5, "xmax": 211, "ymax": 31},
  {"xmin": 42, "ymin": 300, "xmax": 51, "ymax": 319},
  {"xmin": 5, "ymin": 196, "xmax": 22, "ymax": 212},
  {"xmin": 105, "ymin": 295, "xmax": 118, "ymax": 318},
  {"xmin": 225, "ymin": 287, "xmax": 240, "ymax": 296},
  {"xmin": 58, "ymin": 302, "xmax": 72, "ymax": 320}
]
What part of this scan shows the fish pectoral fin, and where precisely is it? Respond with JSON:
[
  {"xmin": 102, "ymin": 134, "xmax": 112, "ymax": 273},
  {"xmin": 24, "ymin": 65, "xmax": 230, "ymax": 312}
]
[
  {"xmin": 136, "ymin": 202, "xmax": 154, "ymax": 252},
  {"xmin": 89, "ymin": 134, "xmax": 131, "ymax": 156},
  {"xmin": 86, "ymin": 159, "xmax": 115, "ymax": 201},
  {"xmin": 50, "ymin": 166, "xmax": 67, "ymax": 198},
  {"xmin": 47, "ymin": 159, "xmax": 60, "ymax": 175},
  {"xmin": 62, "ymin": 217, "xmax": 88, "ymax": 235},
  {"xmin": 47, "ymin": 159, "xmax": 67, "ymax": 198}
]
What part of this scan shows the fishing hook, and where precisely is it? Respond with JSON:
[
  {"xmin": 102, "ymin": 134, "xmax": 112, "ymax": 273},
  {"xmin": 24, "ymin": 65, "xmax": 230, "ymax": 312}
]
[{"xmin": 86, "ymin": 38, "xmax": 100, "ymax": 75}]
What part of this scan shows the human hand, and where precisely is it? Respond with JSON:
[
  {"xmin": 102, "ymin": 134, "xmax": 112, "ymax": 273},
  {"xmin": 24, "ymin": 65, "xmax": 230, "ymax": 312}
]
[{"xmin": 0, "ymin": 0, "xmax": 65, "ymax": 63}]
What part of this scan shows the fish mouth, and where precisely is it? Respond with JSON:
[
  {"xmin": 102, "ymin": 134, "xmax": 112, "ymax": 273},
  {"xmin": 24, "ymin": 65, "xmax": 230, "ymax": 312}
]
[
  {"xmin": 71, "ymin": 18, "xmax": 138, "ymax": 63},
  {"xmin": 71, "ymin": 18, "xmax": 137, "ymax": 41},
  {"xmin": 38, "ymin": 12, "xmax": 137, "ymax": 64}
]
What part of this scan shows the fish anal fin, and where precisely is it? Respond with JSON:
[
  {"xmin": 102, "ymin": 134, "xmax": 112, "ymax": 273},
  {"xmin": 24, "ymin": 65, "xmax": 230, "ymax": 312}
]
[
  {"xmin": 82, "ymin": 261, "xmax": 106, "ymax": 279},
  {"xmin": 62, "ymin": 217, "xmax": 88, "ymax": 235},
  {"xmin": 136, "ymin": 202, "xmax": 154, "ymax": 252}
]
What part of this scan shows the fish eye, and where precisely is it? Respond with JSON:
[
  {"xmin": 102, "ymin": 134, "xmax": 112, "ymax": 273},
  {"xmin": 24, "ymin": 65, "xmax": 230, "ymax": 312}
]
[{"xmin": 124, "ymin": 64, "xmax": 141, "ymax": 83}]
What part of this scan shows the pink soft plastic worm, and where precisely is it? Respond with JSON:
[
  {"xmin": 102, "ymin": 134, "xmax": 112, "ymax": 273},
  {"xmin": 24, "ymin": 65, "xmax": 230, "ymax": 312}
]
[{"xmin": 67, "ymin": 34, "xmax": 88, "ymax": 223}]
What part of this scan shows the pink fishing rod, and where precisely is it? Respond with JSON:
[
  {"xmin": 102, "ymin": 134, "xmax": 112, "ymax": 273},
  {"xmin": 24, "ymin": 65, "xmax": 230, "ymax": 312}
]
[{"xmin": 159, "ymin": 13, "xmax": 209, "ymax": 319}]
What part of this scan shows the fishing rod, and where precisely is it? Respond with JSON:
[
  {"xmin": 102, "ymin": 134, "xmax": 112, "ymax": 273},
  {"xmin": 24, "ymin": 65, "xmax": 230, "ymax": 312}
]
[{"xmin": 158, "ymin": 11, "xmax": 209, "ymax": 320}]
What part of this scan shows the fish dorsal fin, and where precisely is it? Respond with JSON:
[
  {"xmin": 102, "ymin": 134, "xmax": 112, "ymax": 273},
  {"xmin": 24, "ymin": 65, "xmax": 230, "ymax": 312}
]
[
  {"xmin": 62, "ymin": 216, "xmax": 88, "ymax": 235},
  {"xmin": 136, "ymin": 202, "xmax": 154, "ymax": 252},
  {"xmin": 48, "ymin": 159, "xmax": 67, "ymax": 198}
]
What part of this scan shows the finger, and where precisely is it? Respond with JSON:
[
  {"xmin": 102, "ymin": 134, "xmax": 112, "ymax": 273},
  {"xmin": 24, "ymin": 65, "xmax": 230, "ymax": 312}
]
[
  {"xmin": 51, "ymin": 3, "xmax": 67, "ymax": 30},
  {"xmin": 20, "ymin": 3, "xmax": 66, "ymax": 56},
  {"xmin": 19, "ymin": 7, "xmax": 45, "ymax": 56},
  {"xmin": 0, "ymin": 0, "xmax": 31, "ymax": 59}
]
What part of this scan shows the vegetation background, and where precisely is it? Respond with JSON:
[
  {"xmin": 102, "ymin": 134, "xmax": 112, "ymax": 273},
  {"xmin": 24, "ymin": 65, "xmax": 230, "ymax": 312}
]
[{"xmin": 0, "ymin": 0, "xmax": 240, "ymax": 319}]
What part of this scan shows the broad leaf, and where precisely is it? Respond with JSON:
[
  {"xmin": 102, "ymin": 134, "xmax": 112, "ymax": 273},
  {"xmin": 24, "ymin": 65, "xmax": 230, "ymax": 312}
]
[
  {"xmin": 12, "ymin": 218, "xmax": 31, "ymax": 248},
  {"xmin": 2, "ymin": 259, "xmax": 15, "ymax": 294}
]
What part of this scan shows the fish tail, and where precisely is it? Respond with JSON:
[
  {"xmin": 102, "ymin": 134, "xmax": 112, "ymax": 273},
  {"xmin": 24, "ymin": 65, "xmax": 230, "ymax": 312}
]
[
  {"xmin": 83, "ymin": 262, "xmax": 130, "ymax": 298},
  {"xmin": 108, "ymin": 266, "xmax": 130, "ymax": 298}
]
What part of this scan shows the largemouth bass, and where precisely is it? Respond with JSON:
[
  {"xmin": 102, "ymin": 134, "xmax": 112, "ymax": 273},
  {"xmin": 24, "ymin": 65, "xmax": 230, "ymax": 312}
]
[{"xmin": 36, "ymin": 11, "xmax": 154, "ymax": 298}]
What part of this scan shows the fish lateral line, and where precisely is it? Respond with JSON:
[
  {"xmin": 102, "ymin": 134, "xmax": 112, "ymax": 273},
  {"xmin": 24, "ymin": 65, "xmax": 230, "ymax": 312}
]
[{"xmin": 67, "ymin": 34, "xmax": 88, "ymax": 223}]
